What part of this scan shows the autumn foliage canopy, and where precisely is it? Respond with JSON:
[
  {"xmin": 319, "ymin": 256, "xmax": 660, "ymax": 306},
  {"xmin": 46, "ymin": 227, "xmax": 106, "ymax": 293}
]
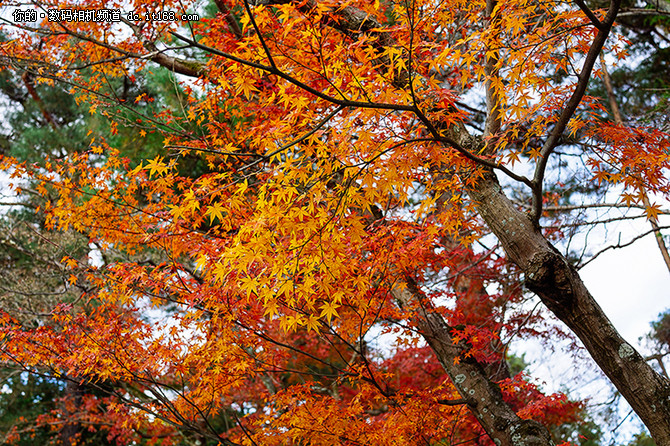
[{"xmin": 0, "ymin": 0, "xmax": 669, "ymax": 444}]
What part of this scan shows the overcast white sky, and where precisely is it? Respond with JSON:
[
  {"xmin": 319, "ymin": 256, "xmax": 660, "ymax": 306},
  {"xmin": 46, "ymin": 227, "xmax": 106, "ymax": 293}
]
[{"xmin": 516, "ymin": 214, "xmax": 670, "ymax": 443}]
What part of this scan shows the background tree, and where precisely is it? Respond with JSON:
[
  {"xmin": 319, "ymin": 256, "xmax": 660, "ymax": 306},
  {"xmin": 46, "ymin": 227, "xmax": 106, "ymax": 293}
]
[{"xmin": 0, "ymin": 59, "xmax": 212, "ymax": 444}]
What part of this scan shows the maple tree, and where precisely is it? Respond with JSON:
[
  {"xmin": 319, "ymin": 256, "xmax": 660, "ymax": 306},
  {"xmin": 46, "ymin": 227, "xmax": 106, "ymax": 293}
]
[
  {"xmin": 0, "ymin": 63, "xmax": 200, "ymax": 444},
  {"xmin": 0, "ymin": 0, "xmax": 669, "ymax": 444}
]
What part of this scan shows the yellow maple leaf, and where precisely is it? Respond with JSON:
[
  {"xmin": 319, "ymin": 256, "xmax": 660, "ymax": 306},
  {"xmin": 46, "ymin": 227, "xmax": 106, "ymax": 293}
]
[
  {"xmin": 205, "ymin": 202, "xmax": 226, "ymax": 224},
  {"xmin": 646, "ymin": 203, "xmax": 661, "ymax": 220},
  {"xmin": 319, "ymin": 301, "xmax": 340, "ymax": 324},
  {"xmin": 61, "ymin": 256, "xmax": 78, "ymax": 269},
  {"xmin": 305, "ymin": 314, "xmax": 320, "ymax": 332},
  {"xmin": 144, "ymin": 156, "xmax": 168, "ymax": 177}
]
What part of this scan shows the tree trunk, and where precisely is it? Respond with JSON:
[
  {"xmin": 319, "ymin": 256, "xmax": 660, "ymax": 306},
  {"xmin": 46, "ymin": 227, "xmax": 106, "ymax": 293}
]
[
  {"xmin": 393, "ymin": 282, "xmax": 554, "ymax": 446},
  {"xmin": 59, "ymin": 378, "xmax": 82, "ymax": 446},
  {"xmin": 467, "ymin": 168, "xmax": 670, "ymax": 444}
]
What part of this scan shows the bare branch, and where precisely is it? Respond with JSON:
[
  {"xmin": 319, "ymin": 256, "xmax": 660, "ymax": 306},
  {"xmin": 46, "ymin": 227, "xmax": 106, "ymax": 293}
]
[
  {"xmin": 579, "ymin": 225, "xmax": 670, "ymax": 269},
  {"xmin": 574, "ymin": 0, "xmax": 605, "ymax": 29}
]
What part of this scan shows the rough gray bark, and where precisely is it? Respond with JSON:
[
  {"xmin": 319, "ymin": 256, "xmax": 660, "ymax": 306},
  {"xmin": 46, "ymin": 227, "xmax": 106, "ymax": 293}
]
[
  {"xmin": 467, "ymin": 169, "xmax": 670, "ymax": 444},
  {"xmin": 393, "ymin": 283, "xmax": 553, "ymax": 446}
]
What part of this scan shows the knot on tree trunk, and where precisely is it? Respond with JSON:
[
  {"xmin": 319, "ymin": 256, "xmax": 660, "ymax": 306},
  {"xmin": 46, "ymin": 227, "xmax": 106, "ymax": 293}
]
[
  {"xmin": 524, "ymin": 250, "xmax": 575, "ymax": 315},
  {"xmin": 491, "ymin": 418, "xmax": 554, "ymax": 446},
  {"xmin": 509, "ymin": 419, "xmax": 555, "ymax": 446}
]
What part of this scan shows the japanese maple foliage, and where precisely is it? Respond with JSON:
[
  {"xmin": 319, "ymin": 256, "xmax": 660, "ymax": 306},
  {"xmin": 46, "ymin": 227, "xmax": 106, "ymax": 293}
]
[{"xmin": 1, "ymin": 0, "xmax": 669, "ymax": 444}]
